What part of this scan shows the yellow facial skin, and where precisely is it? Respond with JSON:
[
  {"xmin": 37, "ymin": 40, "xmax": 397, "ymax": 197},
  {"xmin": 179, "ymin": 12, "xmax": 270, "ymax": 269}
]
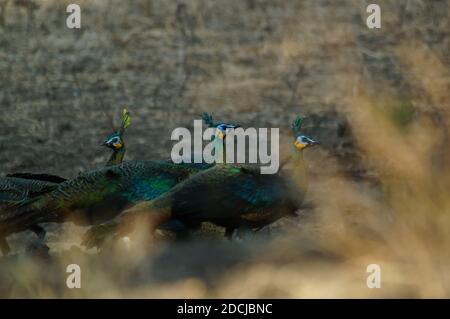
[
  {"xmin": 112, "ymin": 142, "xmax": 123, "ymax": 149},
  {"xmin": 294, "ymin": 140, "xmax": 307, "ymax": 150},
  {"xmin": 216, "ymin": 131, "xmax": 225, "ymax": 140}
]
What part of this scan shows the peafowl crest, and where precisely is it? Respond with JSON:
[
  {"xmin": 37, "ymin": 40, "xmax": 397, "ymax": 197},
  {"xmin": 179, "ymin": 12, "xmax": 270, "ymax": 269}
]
[
  {"xmin": 291, "ymin": 116, "xmax": 303, "ymax": 137},
  {"xmin": 201, "ymin": 112, "xmax": 219, "ymax": 128},
  {"xmin": 119, "ymin": 108, "xmax": 131, "ymax": 135},
  {"xmin": 202, "ymin": 112, "xmax": 240, "ymax": 141}
]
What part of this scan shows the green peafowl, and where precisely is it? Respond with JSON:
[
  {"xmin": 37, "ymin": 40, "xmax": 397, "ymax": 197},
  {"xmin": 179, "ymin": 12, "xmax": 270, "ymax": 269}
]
[
  {"xmin": 0, "ymin": 108, "xmax": 131, "ymax": 208},
  {"xmin": 103, "ymin": 108, "xmax": 132, "ymax": 166},
  {"xmin": 0, "ymin": 113, "xmax": 238, "ymax": 254},
  {"xmin": 0, "ymin": 108, "xmax": 132, "ymax": 255},
  {"xmin": 91, "ymin": 116, "xmax": 319, "ymax": 242}
]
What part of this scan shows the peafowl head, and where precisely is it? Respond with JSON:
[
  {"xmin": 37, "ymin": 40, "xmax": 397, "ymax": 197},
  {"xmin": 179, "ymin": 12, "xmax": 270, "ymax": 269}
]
[
  {"xmin": 294, "ymin": 135, "xmax": 319, "ymax": 150},
  {"xmin": 215, "ymin": 123, "xmax": 241, "ymax": 140},
  {"xmin": 102, "ymin": 108, "xmax": 131, "ymax": 150},
  {"xmin": 202, "ymin": 112, "xmax": 240, "ymax": 141},
  {"xmin": 102, "ymin": 132, "xmax": 124, "ymax": 150},
  {"xmin": 292, "ymin": 116, "xmax": 319, "ymax": 151}
]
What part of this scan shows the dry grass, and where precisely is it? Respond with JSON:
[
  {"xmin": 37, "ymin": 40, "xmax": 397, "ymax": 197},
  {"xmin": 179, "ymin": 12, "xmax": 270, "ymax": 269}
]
[{"xmin": 0, "ymin": 0, "xmax": 449, "ymax": 298}]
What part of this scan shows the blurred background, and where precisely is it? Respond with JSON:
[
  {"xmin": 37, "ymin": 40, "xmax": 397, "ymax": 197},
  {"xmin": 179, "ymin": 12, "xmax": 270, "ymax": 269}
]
[{"xmin": 0, "ymin": 0, "xmax": 449, "ymax": 298}]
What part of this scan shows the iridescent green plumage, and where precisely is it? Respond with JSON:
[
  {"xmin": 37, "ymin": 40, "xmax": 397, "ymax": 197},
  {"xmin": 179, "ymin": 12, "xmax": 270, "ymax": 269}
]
[
  {"xmin": 0, "ymin": 160, "xmax": 205, "ymax": 239},
  {"xmin": 0, "ymin": 174, "xmax": 66, "ymax": 254},
  {"xmin": 88, "ymin": 116, "xmax": 319, "ymax": 242},
  {"xmin": 0, "ymin": 175, "xmax": 64, "ymax": 214}
]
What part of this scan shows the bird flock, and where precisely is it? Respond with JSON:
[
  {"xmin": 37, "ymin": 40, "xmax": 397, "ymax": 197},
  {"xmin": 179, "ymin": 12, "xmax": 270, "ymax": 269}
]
[{"xmin": 0, "ymin": 109, "xmax": 318, "ymax": 257}]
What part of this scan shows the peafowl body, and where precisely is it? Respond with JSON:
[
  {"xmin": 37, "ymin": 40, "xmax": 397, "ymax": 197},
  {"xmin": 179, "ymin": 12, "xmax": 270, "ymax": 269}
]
[
  {"xmin": 0, "ymin": 175, "xmax": 67, "ymax": 254},
  {"xmin": 105, "ymin": 116, "xmax": 318, "ymax": 240},
  {"xmin": 0, "ymin": 161, "xmax": 205, "ymax": 244},
  {"xmin": 0, "ymin": 174, "xmax": 65, "ymax": 203},
  {"xmin": 154, "ymin": 164, "xmax": 302, "ymax": 232}
]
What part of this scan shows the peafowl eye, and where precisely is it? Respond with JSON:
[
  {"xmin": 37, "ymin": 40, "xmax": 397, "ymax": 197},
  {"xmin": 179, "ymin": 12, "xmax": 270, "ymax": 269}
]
[
  {"xmin": 294, "ymin": 135, "xmax": 319, "ymax": 150},
  {"xmin": 103, "ymin": 132, "xmax": 123, "ymax": 150}
]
